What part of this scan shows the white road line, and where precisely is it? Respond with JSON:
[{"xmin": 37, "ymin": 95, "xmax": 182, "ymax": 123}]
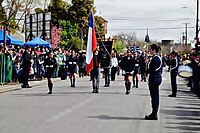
[{"xmin": 46, "ymin": 96, "xmax": 96, "ymax": 122}]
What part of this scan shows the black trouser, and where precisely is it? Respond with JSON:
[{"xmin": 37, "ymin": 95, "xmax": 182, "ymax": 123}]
[
  {"xmin": 91, "ymin": 67, "xmax": 100, "ymax": 91},
  {"xmin": 22, "ymin": 67, "xmax": 30, "ymax": 86},
  {"xmin": 170, "ymin": 71, "xmax": 177, "ymax": 95},
  {"xmin": 148, "ymin": 76, "xmax": 162, "ymax": 115},
  {"xmin": 103, "ymin": 67, "xmax": 110, "ymax": 86},
  {"xmin": 111, "ymin": 67, "xmax": 117, "ymax": 81}
]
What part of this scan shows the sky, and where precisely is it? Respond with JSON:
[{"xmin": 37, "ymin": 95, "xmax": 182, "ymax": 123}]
[{"xmin": 94, "ymin": 0, "xmax": 197, "ymax": 42}]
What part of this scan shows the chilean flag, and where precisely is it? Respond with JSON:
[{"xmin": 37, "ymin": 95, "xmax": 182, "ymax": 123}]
[{"xmin": 86, "ymin": 12, "xmax": 97, "ymax": 73}]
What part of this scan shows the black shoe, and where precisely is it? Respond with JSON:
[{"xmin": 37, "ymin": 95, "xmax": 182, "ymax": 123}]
[
  {"xmin": 132, "ymin": 85, "xmax": 135, "ymax": 88},
  {"xmin": 125, "ymin": 90, "xmax": 130, "ymax": 95},
  {"xmin": 136, "ymin": 85, "xmax": 138, "ymax": 88},
  {"xmin": 168, "ymin": 94, "xmax": 176, "ymax": 97},
  {"xmin": 47, "ymin": 91, "xmax": 52, "ymax": 94},
  {"xmin": 145, "ymin": 114, "xmax": 158, "ymax": 120},
  {"xmin": 26, "ymin": 85, "xmax": 32, "ymax": 88},
  {"xmin": 92, "ymin": 90, "xmax": 99, "ymax": 93},
  {"xmin": 21, "ymin": 85, "xmax": 26, "ymax": 88}
]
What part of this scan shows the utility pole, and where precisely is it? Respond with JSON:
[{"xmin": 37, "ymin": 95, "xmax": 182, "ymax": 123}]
[
  {"xmin": 196, "ymin": 0, "xmax": 199, "ymax": 38},
  {"xmin": 185, "ymin": 23, "xmax": 188, "ymax": 45},
  {"xmin": 183, "ymin": 23, "xmax": 189, "ymax": 45}
]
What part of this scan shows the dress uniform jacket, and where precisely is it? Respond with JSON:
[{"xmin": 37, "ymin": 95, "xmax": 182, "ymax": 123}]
[
  {"xmin": 133, "ymin": 57, "xmax": 140, "ymax": 74},
  {"xmin": 120, "ymin": 56, "xmax": 134, "ymax": 73},
  {"xmin": 68, "ymin": 55, "xmax": 78, "ymax": 73},
  {"xmin": 22, "ymin": 50, "xmax": 32, "ymax": 69},
  {"xmin": 44, "ymin": 58, "xmax": 57, "ymax": 78},
  {"xmin": 147, "ymin": 54, "xmax": 162, "ymax": 112}
]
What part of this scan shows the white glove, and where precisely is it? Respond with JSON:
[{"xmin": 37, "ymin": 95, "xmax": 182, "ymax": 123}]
[{"xmin": 130, "ymin": 71, "xmax": 134, "ymax": 75}]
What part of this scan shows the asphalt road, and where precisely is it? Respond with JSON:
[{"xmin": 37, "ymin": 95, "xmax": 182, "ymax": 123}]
[{"xmin": 0, "ymin": 69, "xmax": 199, "ymax": 133}]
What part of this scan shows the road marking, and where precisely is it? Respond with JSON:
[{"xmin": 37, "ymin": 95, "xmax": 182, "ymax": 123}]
[{"xmin": 46, "ymin": 96, "xmax": 96, "ymax": 122}]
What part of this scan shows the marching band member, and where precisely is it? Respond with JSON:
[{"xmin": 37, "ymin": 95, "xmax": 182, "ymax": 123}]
[
  {"xmin": 168, "ymin": 51, "xmax": 178, "ymax": 97},
  {"xmin": 68, "ymin": 50, "xmax": 78, "ymax": 87},
  {"xmin": 119, "ymin": 49, "xmax": 134, "ymax": 94},
  {"xmin": 145, "ymin": 44, "xmax": 163, "ymax": 120},
  {"xmin": 44, "ymin": 52, "xmax": 57, "ymax": 94}
]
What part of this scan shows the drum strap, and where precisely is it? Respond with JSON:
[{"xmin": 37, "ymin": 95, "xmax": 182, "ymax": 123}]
[
  {"xmin": 171, "ymin": 57, "xmax": 178, "ymax": 71},
  {"xmin": 155, "ymin": 55, "xmax": 162, "ymax": 72}
]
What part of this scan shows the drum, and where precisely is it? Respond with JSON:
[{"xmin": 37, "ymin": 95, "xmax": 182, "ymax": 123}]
[{"xmin": 178, "ymin": 65, "xmax": 193, "ymax": 78}]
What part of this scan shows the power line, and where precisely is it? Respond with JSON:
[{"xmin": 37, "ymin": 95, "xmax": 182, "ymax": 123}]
[{"xmin": 108, "ymin": 26, "xmax": 195, "ymax": 31}]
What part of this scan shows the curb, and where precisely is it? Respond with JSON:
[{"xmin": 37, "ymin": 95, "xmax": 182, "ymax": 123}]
[{"xmin": 0, "ymin": 78, "xmax": 62, "ymax": 94}]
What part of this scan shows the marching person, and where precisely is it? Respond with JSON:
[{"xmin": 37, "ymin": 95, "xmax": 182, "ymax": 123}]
[
  {"xmin": 145, "ymin": 44, "xmax": 163, "ymax": 120},
  {"xmin": 132, "ymin": 51, "xmax": 140, "ymax": 88},
  {"xmin": 119, "ymin": 49, "xmax": 134, "ymax": 94},
  {"xmin": 68, "ymin": 50, "xmax": 78, "ymax": 87},
  {"xmin": 140, "ymin": 50, "xmax": 147, "ymax": 82},
  {"xmin": 21, "ymin": 46, "xmax": 32, "ymax": 88},
  {"xmin": 100, "ymin": 47, "xmax": 111, "ymax": 87},
  {"xmin": 44, "ymin": 52, "xmax": 57, "ymax": 94},
  {"xmin": 168, "ymin": 51, "xmax": 179, "ymax": 97},
  {"xmin": 111, "ymin": 53, "xmax": 118, "ymax": 81},
  {"xmin": 91, "ymin": 48, "xmax": 101, "ymax": 93}
]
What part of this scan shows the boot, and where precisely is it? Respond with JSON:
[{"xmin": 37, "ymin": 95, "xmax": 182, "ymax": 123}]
[
  {"xmin": 128, "ymin": 82, "xmax": 131, "ymax": 92},
  {"xmin": 132, "ymin": 80, "xmax": 135, "ymax": 87},
  {"xmin": 70, "ymin": 78, "xmax": 73, "ymax": 87},
  {"xmin": 72, "ymin": 78, "xmax": 75, "ymax": 87},
  {"xmin": 125, "ymin": 82, "xmax": 130, "ymax": 94},
  {"xmin": 48, "ymin": 83, "xmax": 53, "ymax": 94},
  {"xmin": 145, "ymin": 109, "xmax": 158, "ymax": 120},
  {"xmin": 136, "ymin": 80, "xmax": 138, "ymax": 88}
]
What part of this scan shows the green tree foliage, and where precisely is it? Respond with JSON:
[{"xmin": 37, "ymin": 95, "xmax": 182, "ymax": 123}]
[
  {"xmin": 113, "ymin": 40, "xmax": 126, "ymax": 53},
  {"xmin": 94, "ymin": 16, "xmax": 105, "ymax": 39},
  {"xmin": 59, "ymin": 20, "xmax": 82, "ymax": 50},
  {"xmin": 48, "ymin": 0, "xmax": 69, "ymax": 26},
  {"xmin": 67, "ymin": 0, "xmax": 95, "ymax": 35},
  {"xmin": 113, "ymin": 32, "xmax": 137, "ymax": 48},
  {"xmin": 0, "ymin": 0, "xmax": 6, "ymax": 25}
]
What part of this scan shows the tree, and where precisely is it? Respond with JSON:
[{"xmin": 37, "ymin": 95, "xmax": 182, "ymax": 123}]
[
  {"xmin": 51, "ymin": 26, "xmax": 62, "ymax": 48},
  {"xmin": 113, "ymin": 32, "xmax": 137, "ymax": 47},
  {"xmin": 0, "ymin": 0, "xmax": 42, "ymax": 45},
  {"xmin": 113, "ymin": 40, "xmax": 126, "ymax": 53},
  {"xmin": 48, "ymin": 0, "xmax": 68, "ymax": 26},
  {"xmin": 59, "ymin": 20, "xmax": 82, "ymax": 51},
  {"xmin": 94, "ymin": 16, "xmax": 106, "ymax": 39},
  {"xmin": 67, "ymin": 0, "xmax": 95, "ymax": 36}
]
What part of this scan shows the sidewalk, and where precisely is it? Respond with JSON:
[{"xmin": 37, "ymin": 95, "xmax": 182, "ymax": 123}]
[{"xmin": 0, "ymin": 78, "xmax": 61, "ymax": 93}]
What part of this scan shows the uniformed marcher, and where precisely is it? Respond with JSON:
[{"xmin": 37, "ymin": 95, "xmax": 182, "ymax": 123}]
[
  {"xmin": 91, "ymin": 48, "xmax": 101, "ymax": 93},
  {"xmin": 119, "ymin": 50, "xmax": 134, "ymax": 94},
  {"xmin": 21, "ymin": 45, "xmax": 32, "ymax": 88},
  {"xmin": 132, "ymin": 52, "xmax": 140, "ymax": 88},
  {"xmin": 44, "ymin": 52, "xmax": 57, "ymax": 94},
  {"xmin": 145, "ymin": 44, "xmax": 162, "ymax": 120},
  {"xmin": 68, "ymin": 50, "xmax": 78, "ymax": 87},
  {"xmin": 168, "ymin": 51, "xmax": 178, "ymax": 97},
  {"xmin": 140, "ymin": 50, "xmax": 147, "ymax": 82},
  {"xmin": 100, "ymin": 47, "xmax": 111, "ymax": 87}
]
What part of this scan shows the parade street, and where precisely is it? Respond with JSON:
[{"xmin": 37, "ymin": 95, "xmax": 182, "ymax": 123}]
[{"xmin": 0, "ymin": 69, "xmax": 199, "ymax": 133}]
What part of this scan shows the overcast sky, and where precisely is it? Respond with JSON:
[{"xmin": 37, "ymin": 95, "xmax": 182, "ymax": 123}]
[{"xmin": 94, "ymin": 0, "xmax": 197, "ymax": 42}]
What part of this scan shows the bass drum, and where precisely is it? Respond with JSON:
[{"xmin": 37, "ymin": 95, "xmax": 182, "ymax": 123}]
[{"xmin": 178, "ymin": 65, "xmax": 193, "ymax": 78}]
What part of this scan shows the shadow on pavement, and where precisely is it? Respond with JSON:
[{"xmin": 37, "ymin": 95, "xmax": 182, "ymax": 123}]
[
  {"xmin": 87, "ymin": 115, "xmax": 144, "ymax": 121},
  {"xmin": 160, "ymin": 88, "xmax": 200, "ymax": 133}
]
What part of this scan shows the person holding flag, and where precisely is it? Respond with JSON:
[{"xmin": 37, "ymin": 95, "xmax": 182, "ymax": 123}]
[{"xmin": 86, "ymin": 12, "xmax": 100, "ymax": 93}]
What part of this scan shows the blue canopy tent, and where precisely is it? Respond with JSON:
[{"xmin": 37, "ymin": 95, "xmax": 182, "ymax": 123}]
[
  {"xmin": 24, "ymin": 37, "xmax": 51, "ymax": 48},
  {"xmin": 0, "ymin": 30, "xmax": 24, "ymax": 46}
]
